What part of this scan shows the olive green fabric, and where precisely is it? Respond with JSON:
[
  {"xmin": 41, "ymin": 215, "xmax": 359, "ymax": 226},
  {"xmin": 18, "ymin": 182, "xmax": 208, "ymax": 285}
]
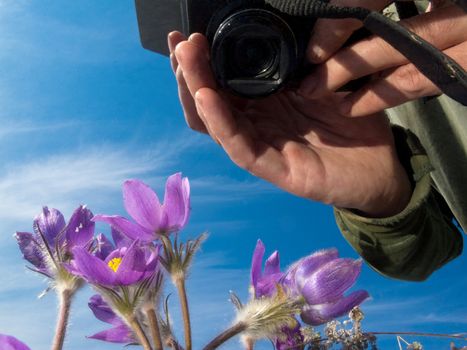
[{"xmin": 334, "ymin": 95, "xmax": 465, "ymax": 281}]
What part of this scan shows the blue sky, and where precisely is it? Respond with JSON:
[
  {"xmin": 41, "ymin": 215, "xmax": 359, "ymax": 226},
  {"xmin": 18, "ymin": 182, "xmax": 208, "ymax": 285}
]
[{"xmin": 0, "ymin": 1, "xmax": 465, "ymax": 349}]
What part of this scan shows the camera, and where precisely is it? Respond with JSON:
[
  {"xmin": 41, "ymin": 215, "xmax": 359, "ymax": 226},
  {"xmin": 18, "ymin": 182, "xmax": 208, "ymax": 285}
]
[
  {"xmin": 135, "ymin": 0, "xmax": 318, "ymax": 97},
  {"xmin": 135, "ymin": 0, "xmax": 467, "ymax": 104}
]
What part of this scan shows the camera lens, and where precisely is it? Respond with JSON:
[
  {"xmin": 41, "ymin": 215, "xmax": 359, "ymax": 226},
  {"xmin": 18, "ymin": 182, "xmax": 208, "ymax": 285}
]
[
  {"xmin": 232, "ymin": 37, "xmax": 278, "ymax": 78},
  {"xmin": 210, "ymin": 8, "xmax": 298, "ymax": 98}
]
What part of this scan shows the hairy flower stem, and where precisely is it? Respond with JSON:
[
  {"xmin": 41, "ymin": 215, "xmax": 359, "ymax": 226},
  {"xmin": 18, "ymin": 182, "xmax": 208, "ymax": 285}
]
[
  {"xmin": 51, "ymin": 289, "xmax": 73, "ymax": 350},
  {"xmin": 175, "ymin": 277, "xmax": 192, "ymax": 350},
  {"xmin": 202, "ymin": 322, "xmax": 247, "ymax": 350},
  {"xmin": 146, "ymin": 308, "xmax": 164, "ymax": 350},
  {"xmin": 245, "ymin": 337, "xmax": 255, "ymax": 350},
  {"xmin": 126, "ymin": 315, "xmax": 153, "ymax": 350}
]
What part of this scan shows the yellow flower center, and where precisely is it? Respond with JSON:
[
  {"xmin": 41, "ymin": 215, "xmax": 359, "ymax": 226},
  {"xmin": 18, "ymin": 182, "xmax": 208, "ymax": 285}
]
[{"xmin": 108, "ymin": 257, "xmax": 122, "ymax": 272}]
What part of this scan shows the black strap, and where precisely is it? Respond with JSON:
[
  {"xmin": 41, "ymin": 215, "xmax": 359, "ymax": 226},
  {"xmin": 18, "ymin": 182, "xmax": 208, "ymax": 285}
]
[
  {"xmin": 452, "ymin": 0, "xmax": 467, "ymax": 12},
  {"xmin": 264, "ymin": 0, "xmax": 467, "ymax": 105}
]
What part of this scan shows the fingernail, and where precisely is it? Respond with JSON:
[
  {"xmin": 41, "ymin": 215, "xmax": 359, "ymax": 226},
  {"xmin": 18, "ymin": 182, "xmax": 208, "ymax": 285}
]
[
  {"xmin": 168, "ymin": 32, "xmax": 177, "ymax": 53},
  {"xmin": 188, "ymin": 34, "xmax": 195, "ymax": 42},
  {"xmin": 307, "ymin": 45, "xmax": 324, "ymax": 64}
]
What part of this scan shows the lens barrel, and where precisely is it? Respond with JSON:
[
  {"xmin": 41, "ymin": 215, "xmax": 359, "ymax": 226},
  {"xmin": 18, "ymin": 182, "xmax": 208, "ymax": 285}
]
[{"xmin": 210, "ymin": 8, "xmax": 299, "ymax": 97}]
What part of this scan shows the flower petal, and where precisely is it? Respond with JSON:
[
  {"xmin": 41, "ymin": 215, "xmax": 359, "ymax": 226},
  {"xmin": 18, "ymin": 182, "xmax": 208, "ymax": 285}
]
[
  {"xmin": 71, "ymin": 247, "xmax": 115, "ymax": 286},
  {"xmin": 111, "ymin": 227, "xmax": 133, "ymax": 248},
  {"xmin": 292, "ymin": 249, "xmax": 339, "ymax": 290},
  {"xmin": 301, "ymin": 290, "xmax": 370, "ymax": 326},
  {"xmin": 300, "ymin": 259, "xmax": 362, "ymax": 305},
  {"xmin": 256, "ymin": 272, "xmax": 283, "ymax": 298},
  {"xmin": 0, "ymin": 334, "xmax": 31, "ymax": 350},
  {"xmin": 123, "ymin": 179, "xmax": 162, "ymax": 231},
  {"xmin": 14, "ymin": 232, "xmax": 44, "ymax": 268},
  {"xmin": 34, "ymin": 206, "xmax": 66, "ymax": 246},
  {"xmin": 115, "ymin": 241, "xmax": 148, "ymax": 285},
  {"xmin": 65, "ymin": 205, "xmax": 95, "ymax": 248},
  {"xmin": 94, "ymin": 234, "xmax": 115, "ymax": 260},
  {"xmin": 264, "ymin": 250, "xmax": 280, "ymax": 276},
  {"xmin": 251, "ymin": 239, "xmax": 265, "ymax": 288},
  {"xmin": 163, "ymin": 173, "xmax": 191, "ymax": 231},
  {"xmin": 87, "ymin": 324, "xmax": 133, "ymax": 344},
  {"xmin": 93, "ymin": 215, "xmax": 154, "ymax": 242},
  {"xmin": 88, "ymin": 294, "xmax": 122, "ymax": 326},
  {"xmin": 142, "ymin": 244, "xmax": 160, "ymax": 279}
]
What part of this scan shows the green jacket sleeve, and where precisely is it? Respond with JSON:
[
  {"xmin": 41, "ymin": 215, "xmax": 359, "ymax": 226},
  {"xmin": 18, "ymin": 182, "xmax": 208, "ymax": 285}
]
[{"xmin": 334, "ymin": 127, "xmax": 463, "ymax": 282}]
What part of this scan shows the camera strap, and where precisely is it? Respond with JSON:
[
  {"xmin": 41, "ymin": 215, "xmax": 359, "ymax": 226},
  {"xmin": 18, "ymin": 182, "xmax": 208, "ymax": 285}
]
[
  {"xmin": 453, "ymin": 0, "xmax": 467, "ymax": 11},
  {"xmin": 264, "ymin": 0, "xmax": 467, "ymax": 105}
]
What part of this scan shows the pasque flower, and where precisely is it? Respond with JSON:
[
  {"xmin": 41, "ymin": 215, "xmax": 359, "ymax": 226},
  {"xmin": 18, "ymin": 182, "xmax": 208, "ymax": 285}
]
[
  {"xmin": 69, "ymin": 239, "xmax": 159, "ymax": 287},
  {"xmin": 94, "ymin": 173, "xmax": 190, "ymax": 242},
  {"xmin": 283, "ymin": 249, "xmax": 369, "ymax": 326},
  {"xmin": 248, "ymin": 240, "xmax": 302, "ymax": 348},
  {"xmin": 87, "ymin": 294, "xmax": 134, "ymax": 344},
  {"xmin": 68, "ymin": 230, "xmax": 162, "ymax": 350},
  {"xmin": 247, "ymin": 241, "xmax": 368, "ymax": 349},
  {"xmin": 0, "ymin": 334, "xmax": 31, "ymax": 350},
  {"xmin": 15, "ymin": 205, "xmax": 94, "ymax": 285}
]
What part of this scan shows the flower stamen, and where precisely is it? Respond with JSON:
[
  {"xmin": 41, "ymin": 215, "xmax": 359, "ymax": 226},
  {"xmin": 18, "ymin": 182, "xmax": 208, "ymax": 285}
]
[{"xmin": 108, "ymin": 257, "xmax": 122, "ymax": 272}]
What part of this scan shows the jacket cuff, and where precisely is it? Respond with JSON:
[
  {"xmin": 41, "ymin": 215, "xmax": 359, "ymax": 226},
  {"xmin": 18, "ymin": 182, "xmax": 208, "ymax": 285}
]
[{"xmin": 334, "ymin": 127, "xmax": 462, "ymax": 281}]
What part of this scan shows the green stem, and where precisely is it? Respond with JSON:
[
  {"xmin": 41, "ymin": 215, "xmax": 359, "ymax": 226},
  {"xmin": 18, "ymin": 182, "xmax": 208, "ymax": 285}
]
[
  {"xmin": 202, "ymin": 322, "xmax": 247, "ymax": 350},
  {"xmin": 145, "ymin": 308, "xmax": 164, "ymax": 350},
  {"xmin": 126, "ymin": 314, "xmax": 153, "ymax": 350},
  {"xmin": 175, "ymin": 277, "xmax": 192, "ymax": 350},
  {"xmin": 51, "ymin": 289, "xmax": 73, "ymax": 350}
]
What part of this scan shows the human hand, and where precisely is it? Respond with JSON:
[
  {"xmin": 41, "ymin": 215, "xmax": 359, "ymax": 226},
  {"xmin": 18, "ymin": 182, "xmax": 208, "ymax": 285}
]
[
  {"xmin": 300, "ymin": 3, "xmax": 467, "ymax": 116},
  {"xmin": 168, "ymin": 31, "xmax": 412, "ymax": 217}
]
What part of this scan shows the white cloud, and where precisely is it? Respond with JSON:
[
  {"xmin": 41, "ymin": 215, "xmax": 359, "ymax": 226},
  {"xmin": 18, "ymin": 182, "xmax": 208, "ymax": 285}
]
[
  {"xmin": 0, "ymin": 120, "xmax": 81, "ymax": 140},
  {"xmin": 0, "ymin": 146, "xmax": 165, "ymax": 223}
]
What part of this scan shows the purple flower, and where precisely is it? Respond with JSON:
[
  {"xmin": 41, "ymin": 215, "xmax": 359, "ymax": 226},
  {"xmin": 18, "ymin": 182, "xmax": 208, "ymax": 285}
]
[
  {"xmin": 87, "ymin": 294, "xmax": 134, "ymax": 344},
  {"xmin": 93, "ymin": 174, "xmax": 190, "ymax": 242},
  {"xmin": 68, "ymin": 239, "xmax": 159, "ymax": 287},
  {"xmin": 15, "ymin": 206, "xmax": 94, "ymax": 278},
  {"xmin": 249, "ymin": 240, "xmax": 369, "ymax": 335},
  {"xmin": 0, "ymin": 334, "xmax": 31, "ymax": 350},
  {"xmin": 251, "ymin": 239, "xmax": 284, "ymax": 298},
  {"xmin": 284, "ymin": 250, "xmax": 369, "ymax": 326}
]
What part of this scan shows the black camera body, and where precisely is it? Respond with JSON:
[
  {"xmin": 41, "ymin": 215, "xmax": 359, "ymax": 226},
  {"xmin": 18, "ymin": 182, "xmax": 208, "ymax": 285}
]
[{"xmin": 136, "ymin": 0, "xmax": 317, "ymax": 97}]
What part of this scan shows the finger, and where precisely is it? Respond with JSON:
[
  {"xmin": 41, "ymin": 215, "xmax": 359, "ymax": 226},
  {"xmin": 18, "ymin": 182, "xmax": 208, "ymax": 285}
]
[
  {"xmin": 176, "ymin": 66, "xmax": 208, "ymax": 133},
  {"xmin": 301, "ymin": 5, "xmax": 467, "ymax": 98},
  {"xmin": 168, "ymin": 31, "xmax": 186, "ymax": 53},
  {"xmin": 339, "ymin": 40, "xmax": 467, "ymax": 116},
  {"xmin": 174, "ymin": 34, "xmax": 217, "ymax": 99},
  {"xmin": 174, "ymin": 33, "xmax": 216, "ymax": 133},
  {"xmin": 195, "ymin": 87, "xmax": 289, "ymax": 182},
  {"xmin": 168, "ymin": 31, "xmax": 186, "ymax": 72},
  {"xmin": 307, "ymin": 0, "xmax": 391, "ymax": 63},
  {"xmin": 168, "ymin": 32, "xmax": 207, "ymax": 131}
]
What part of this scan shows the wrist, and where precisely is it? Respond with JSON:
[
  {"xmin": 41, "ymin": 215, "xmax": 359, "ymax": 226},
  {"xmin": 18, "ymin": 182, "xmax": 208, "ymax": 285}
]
[
  {"xmin": 351, "ymin": 125, "xmax": 422, "ymax": 218},
  {"xmin": 356, "ymin": 164, "xmax": 413, "ymax": 218}
]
